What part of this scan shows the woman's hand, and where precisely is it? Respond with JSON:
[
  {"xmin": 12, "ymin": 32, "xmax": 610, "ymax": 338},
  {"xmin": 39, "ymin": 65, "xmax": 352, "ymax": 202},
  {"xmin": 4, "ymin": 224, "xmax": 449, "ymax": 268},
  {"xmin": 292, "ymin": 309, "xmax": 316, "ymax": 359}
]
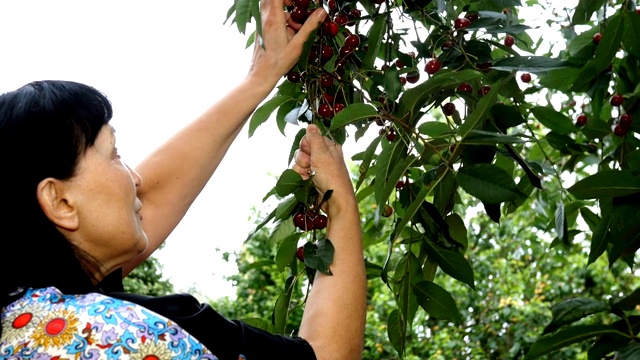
[
  {"xmin": 247, "ymin": 0, "xmax": 326, "ymax": 86},
  {"xmin": 291, "ymin": 124, "xmax": 356, "ymax": 215}
]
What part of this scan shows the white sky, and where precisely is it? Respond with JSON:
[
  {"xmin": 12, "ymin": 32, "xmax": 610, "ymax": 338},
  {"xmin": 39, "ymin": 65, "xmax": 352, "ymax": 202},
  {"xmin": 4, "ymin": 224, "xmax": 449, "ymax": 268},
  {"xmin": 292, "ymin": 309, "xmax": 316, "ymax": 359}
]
[{"xmin": 0, "ymin": 0, "xmax": 317, "ymax": 300}]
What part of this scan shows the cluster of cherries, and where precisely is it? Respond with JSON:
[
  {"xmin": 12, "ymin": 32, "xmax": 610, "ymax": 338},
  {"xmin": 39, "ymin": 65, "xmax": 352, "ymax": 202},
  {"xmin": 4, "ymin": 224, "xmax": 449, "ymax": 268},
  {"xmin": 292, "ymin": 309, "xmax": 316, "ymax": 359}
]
[
  {"xmin": 610, "ymin": 94, "xmax": 632, "ymax": 137},
  {"xmin": 293, "ymin": 208, "xmax": 328, "ymax": 231}
]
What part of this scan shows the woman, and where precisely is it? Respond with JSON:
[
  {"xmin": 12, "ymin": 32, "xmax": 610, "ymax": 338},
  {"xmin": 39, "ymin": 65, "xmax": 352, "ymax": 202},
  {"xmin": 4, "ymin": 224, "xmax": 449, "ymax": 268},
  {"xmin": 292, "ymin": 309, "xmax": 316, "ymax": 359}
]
[{"xmin": 0, "ymin": 0, "xmax": 366, "ymax": 359}]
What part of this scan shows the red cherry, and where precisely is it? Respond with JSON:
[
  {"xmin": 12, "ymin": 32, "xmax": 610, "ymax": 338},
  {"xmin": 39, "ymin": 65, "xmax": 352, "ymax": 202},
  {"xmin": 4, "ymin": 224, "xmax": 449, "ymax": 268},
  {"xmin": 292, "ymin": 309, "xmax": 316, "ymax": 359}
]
[
  {"xmin": 395, "ymin": 58, "xmax": 404, "ymax": 68},
  {"xmin": 296, "ymin": 246, "xmax": 305, "ymax": 262},
  {"xmin": 321, "ymin": 45, "xmax": 334, "ymax": 62},
  {"xmin": 304, "ymin": 213, "xmax": 315, "ymax": 230},
  {"xmin": 576, "ymin": 114, "xmax": 587, "ymax": 127},
  {"xmin": 348, "ymin": 9, "xmax": 361, "ymax": 21},
  {"xmin": 425, "ymin": 59, "xmax": 441, "ymax": 75},
  {"xmin": 520, "ymin": 73, "xmax": 532, "ymax": 83},
  {"xmin": 593, "ymin": 33, "xmax": 602, "ymax": 45},
  {"xmin": 440, "ymin": 41, "xmax": 453, "ymax": 52},
  {"xmin": 328, "ymin": 0, "xmax": 338, "ymax": 12},
  {"xmin": 614, "ymin": 124, "xmax": 629, "ymax": 137},
  {"xmin": 395, "ymin": 180, "xmax": 406, "ymax": 190},
  {"xmin": 334, "ymin": 13, "xmax": 349, "ymax": 26},
  {"xmin": 399, "ymin": 76, "xmax": 407, "ymax": 86},
  {"xmin": 313, "ymin": 214, "xmax": 328, "ymax": 229},
  {"xmin": 323, "ymin": 93, "xmax": 335, "ymax": 104},
  {"xmin": 382, "ymin": 204, "xmax": 394, "ymax": 217},
  {"xmin": 619, "ymin": 113, "xmax": 633, "ymax": 128},
  {"xmin": 339, "ymin": 45, "xmax": 355, "ymax": 58},
  {"xmin": 406, "ymin": 71, "xmax": 420, "ymax": 83},
  {"xmin": 321, "ymin": 74, "xmax": 334, "ymax": 88},
  {"xmin": 457, "ymin": 83, "xmax": 473, "ymax": 93},
  {"xmin": 443, "ymin": 102, "xmax": 456, "ymax": 116},
  {"xmin": 478, "ymin": 85, "xmax": 491, "ymax": 96},
  {"xmin": 345, "ymin": 34, "xmax": 360, "ymax": 47},
  {"xmin": 322, "ymin": 21, "xmax": 340, "ymax": 37},
  {"xmin": 610, "ymin": 94, "xmax": 624, "ymax": 106},
  {"xmin": 286, "ymin": 70, "xmax": 301, "ymax": 83},
  {"xmin": 334, "ymin": 103, "xmax": 346, "ymax": 114},
  {"xmin": 293, "ymin": 213, "xmax": 306, "ymax": 229},
  {"xmin": 454, "ymin": 18, "xmax": 471, "ymax": 30},
  {"xmin": 318, "ymin": 103, "xmax": 334, "ymax": 118},
  {"xmin": 504, "ymin": 35, "xmax": 515, "ymax": 47},
  {"xmin": 386, "ymin": 129, "xmax": 396, "ymax": 142},
  {"xmin": 290, "ymin": 7, "xmax": 309, "ymax": 24}
]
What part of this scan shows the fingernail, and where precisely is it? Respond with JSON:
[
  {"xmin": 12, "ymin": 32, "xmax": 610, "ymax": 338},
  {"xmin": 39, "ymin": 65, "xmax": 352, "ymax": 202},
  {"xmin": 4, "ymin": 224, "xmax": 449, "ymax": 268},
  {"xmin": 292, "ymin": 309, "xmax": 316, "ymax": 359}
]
[
  {"xmin": 307, "ymin": 124, "xmax": 319, "ymax": 134},
  {"xmin": 239, "ymin": 355, "xmax": 247, "ymax": 360},
  {"xmin": 316, "ymin": 8, "xmax": 327, "ymax": 20}
]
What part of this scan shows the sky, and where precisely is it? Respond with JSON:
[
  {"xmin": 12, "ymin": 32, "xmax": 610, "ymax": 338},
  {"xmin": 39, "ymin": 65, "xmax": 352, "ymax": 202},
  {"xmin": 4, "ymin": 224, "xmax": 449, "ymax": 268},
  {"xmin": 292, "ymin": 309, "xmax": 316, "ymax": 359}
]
[{"xmin": 0, "ymin": 0, "xmax": 319, "ymax": 300}]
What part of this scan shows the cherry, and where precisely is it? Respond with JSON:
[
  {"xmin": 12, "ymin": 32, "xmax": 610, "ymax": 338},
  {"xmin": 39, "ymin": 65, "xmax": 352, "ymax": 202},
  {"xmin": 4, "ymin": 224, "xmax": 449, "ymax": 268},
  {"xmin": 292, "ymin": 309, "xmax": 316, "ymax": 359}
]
[
  {"xmin": 441, "ymin": 41, "xmax": 453, "ymax": 52},
  {"xmin": 613, "ymin": 124, "xmax": 629, "ymax": 137},
  {"xmin": 406, "ymin": 71, "xmax": 420, "ymax": 83},
  {"xmin": 345, "ymin": 34, "xmax": 360, "ymax": 47},
  {"xmin": 576, "ymin": 114, "xmax": 587, "ymax": 127},
  {"xmin": 386, "ymin": 129, "xmax": 396, "ymax": 142},
  {"xmin": 478, "ymin": 85, "xmax": 491, "ymax": 96},
  {"xmin": 321, "ymin": 45, "xmax": 334, "ymax": 62},
  {"xmin": 293, "ymin": 0, "xmax": 310, "ymax": 9},
  {"xmin": 321, "ymin": 74, "xmax": 334, "ymax": 88},
  {"xmin": 395, "ymin": 180, "xmax": 406, "ymax": 190},
  {"xmin": 374, "ymin": 0, "xmax": 384, "ymax": 4},
  {"xmin": 520, "ymin": 73, "xmax": 532, "ymax": 83},
  {"xmin": 348, "ymin": 9, "xmax": 361, "ymax": 22},
  {"xmin": 454, "ymin": 18, "xmax": 471, "ymax": 30},
  {"xmin": 399, "ymin": 76, "xmax": 407, "ymax": 86},
  {"xmin": 425, "ymin": 59, "xmax": 441, "ymax": 75},
  {"xmin": 504, "ymin": 35, "xmax": 515, "ymax": 47},
  {"xmin": 619, "ymin": 113, "xmax": 633, "ymax": 128},
  {"xmin": 395, "ymin": 58, "xmax": 404, "ymax": 68},
  {"xmin": 293, "ymin": 213, "xmax": 306, "ymax": 229},
  {"xmin": 322, "ymin": 21, "xmax": 339, "ymax": 37},
  {"xmin": 286, "ymin": 70, "xmax": 301, "ymax": 83},
  {"xmin": 323, "ymin": 92, "xmax": 335, "ymax": 104},
  {"xmin": 382, "ymin": 204, "xmax": 394, "ymax": 218},
  {"xmin": 304, "ymin": 212, "xmax": 316, "ymax": 230},
  {"xmin": 443, "ymin": 102, "xmax": 456, "ymax": 116},
  {"xmin": 318, "ymin": 103, "xmax": 334, "ymax": 118},
  {"xmin": 610, "ymin": 94, "xmax": 624, "ymax": 106},
  {"xmin": 313, "ymin": 214, "xmax": 328, "ymax": 229},
  {"xmin": 334, "ymin": 13, "xmax": 349, "ymax": 26},
  {"xmin": 328, "ymin": 0, "xmax": 338, "ymax": 12},
  {"xmin": 593, "ymin": 32, "xmax": 602, "ymax": 45},
  {"xmin": 457, "ymin": 83, "xmax": 473, "ymax": 93},
  {"xmin": 334, "ymin": 103, "xmax": 346, "ymax": 114},
  {"xmin": 339, "ymin": 45, "xmax": 355, "ymax": 58},
  {"xmin": 465, "ymin": 13, "xmax": 479, "ymax": 22},
  {"xmin": 290, "ymin": 7, "xmax": 309, "ymax": 24},
  {"xmin": 296, "ymin": 246, "xmax": 305, "ymax": 262}
]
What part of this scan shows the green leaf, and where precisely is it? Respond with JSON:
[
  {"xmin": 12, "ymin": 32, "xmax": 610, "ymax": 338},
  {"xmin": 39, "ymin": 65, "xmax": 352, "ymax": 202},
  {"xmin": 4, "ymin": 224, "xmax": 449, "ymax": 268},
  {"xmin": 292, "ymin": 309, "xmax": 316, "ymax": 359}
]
[
  {"xmin": 422, "ymin": 237, "xmax": 475, "ymax": 289},
  {"xmin": 387, "ymin": 309, "xmax": 406, "ymax": 358},
  {"xmin": 555, "ymin": 202, "xmax": 568, "ymax": 244},
  {"xmin": 272, "ymin": 275, "xmax": 294, "ymax": 334},
  {"xmin": 460, "ymin": 130, "xmax": 526, "ymax": 145},
  {"xmin": 414, "ymin": 281, "xmax": 461, "ymax": 324},
  {"xmin": 612, "ymin": 288, "xmax": 640, "ymax": 312},
  {"xmin": 588, "ymin": 214, "xmax": 611, "ymax": 265},
  {"xmin": 355, "ymin": 136, "xmax": 382, "ymax": 191},
  {"xmin": 384, "ymin": 65, "xmax": 402, "ymax": 101},
  {"xmin": 530, "ymin": 107, "xmax": 576, "ymax": 135},
  {"xmin": 456, "ymin": 164, "xmax": 525, "ymax": 204},
  {"xmin": 417, "ymin": 122, "xmax": 451, "ymax": 137},
  {"xmin": 274, "ymin": 196, "xmax": 298, "ymax": 221},
  {"xmin": 400, "ymin": 69, "xmax": 482, "ymax": 117},
  {"xmin": 329, "ymin": 103, "xmax": 378, "ymax": 131},
  {"xmin": 623, "ymin": 11, "xmax": 640, "ymax": 58},
  {"xmin": 538, "ymin": 68, "xmax": 582, "ymax": 92},
  {"xmin": 543, "ymin": 298, "xmax": 610, "ymax": 334},
  {"xmin": 567, "ymin": 170, "xmax": 640, "ymax": 199},
  {"xmin": 275, "ymin": 169, "xmax": 304, "ymax": 197},
  {"xmin": 444, "ymin": 213, "xmax": 468, "ymax": 251},
  {"xmin": 275, "ymin": 233, "xmax": 301, "ymax": 272},
  {"xmin": 571, "ymin": 0, "xmax": 605, "ymax": 25},
  {"xmin": 303, "ymin": 238, "xmax": 334, "ymax": 275},
  {"xmin": 241, "ymin": 317, "xmax": 277, "ymax": 333},
  {"xmin": 269, "ymin": 216, "xmax": 296, "ymax": 246},
  {"xmin": 374, "ymin": 140, "xmax": 406, "ymax": 211},
  {"xmin": 491, "ymin": 56, "xmax": 573, "ymax": 73},
  {"xmin": 525, "ymin": 324, "xmax": 628, "ymax": 360},
  {"xmin": 249, "ymin": 96, "xmax": 293, "ymax": 137},
  {"xmin": 618, "ymin": 343, "xmax": 640, "ymax": 360},
  {"xmin": 363, "ymin": 16, "xmax": 386, "ymax": 70},
  {"xmin": 592, "ymin": 14, "xmax": 623, "ymax": 73},
  {"xmin": 233, "ymin": 0, "xmax": 253, "ymax": 34}
]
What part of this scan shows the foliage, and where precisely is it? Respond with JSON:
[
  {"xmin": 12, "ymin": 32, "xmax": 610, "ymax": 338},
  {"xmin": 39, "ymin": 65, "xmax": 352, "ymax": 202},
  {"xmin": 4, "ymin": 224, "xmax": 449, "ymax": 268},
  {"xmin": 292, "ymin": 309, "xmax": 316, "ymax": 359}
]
[
  {"xmin": 124, "ymin": 256, "xmax": 174, "ymax": 296},
  {"xmin": 223, "ymin": 0, "xmax": 640, "ymax": 358}
]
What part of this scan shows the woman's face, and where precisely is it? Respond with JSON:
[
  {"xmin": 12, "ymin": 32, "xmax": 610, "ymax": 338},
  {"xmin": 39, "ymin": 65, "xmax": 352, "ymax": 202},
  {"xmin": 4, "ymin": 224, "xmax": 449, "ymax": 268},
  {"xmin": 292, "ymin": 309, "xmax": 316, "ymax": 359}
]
[{"xmin": 64, "ymin": 124, "xmax": 147, "ymax": 275}]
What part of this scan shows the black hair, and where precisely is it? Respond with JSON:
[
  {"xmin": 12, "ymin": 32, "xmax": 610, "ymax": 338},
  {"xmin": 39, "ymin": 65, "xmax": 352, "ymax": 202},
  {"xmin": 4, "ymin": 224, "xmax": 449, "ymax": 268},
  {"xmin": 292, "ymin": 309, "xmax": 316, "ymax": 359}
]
[{"xmin": 0, "ymin": 80, "xmax": 113, "ymax": 308}]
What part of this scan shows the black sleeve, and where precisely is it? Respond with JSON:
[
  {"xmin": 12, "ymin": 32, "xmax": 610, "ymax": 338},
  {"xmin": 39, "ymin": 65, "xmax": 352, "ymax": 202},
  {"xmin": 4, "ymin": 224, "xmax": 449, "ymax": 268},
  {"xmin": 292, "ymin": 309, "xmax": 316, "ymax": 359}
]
[{"xmin": 107, "ymin": 292, "xmax": 317, "ymax": 360}]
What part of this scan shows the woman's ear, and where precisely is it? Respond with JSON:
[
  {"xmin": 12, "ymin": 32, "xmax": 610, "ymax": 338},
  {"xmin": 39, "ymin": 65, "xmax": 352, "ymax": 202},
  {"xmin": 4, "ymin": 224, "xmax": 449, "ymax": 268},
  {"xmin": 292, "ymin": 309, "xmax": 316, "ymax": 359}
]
[{"xmin": 36, "ymin": 178, "xmax": 79, "ymax": 231}]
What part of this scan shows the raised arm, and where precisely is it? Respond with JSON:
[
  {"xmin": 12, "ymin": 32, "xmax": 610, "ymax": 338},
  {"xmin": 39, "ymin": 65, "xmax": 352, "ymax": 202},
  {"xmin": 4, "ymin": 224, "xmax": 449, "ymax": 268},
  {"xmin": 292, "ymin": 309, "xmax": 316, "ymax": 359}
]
[
  {"xmin": 124, "ymin": 0, "xmax": 326, "ymax": 275},
  {"xmin": 291, "ymin": 125, "xmax": 367, "ymax": 360}
]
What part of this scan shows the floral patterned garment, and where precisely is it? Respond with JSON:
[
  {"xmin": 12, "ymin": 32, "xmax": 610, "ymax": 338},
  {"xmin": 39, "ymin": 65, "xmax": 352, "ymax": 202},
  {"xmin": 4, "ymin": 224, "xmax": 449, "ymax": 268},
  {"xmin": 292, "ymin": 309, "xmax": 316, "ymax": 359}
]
[{"xmin": 0, "ymin": 287, "xmax": 218, "ymax": 360}]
